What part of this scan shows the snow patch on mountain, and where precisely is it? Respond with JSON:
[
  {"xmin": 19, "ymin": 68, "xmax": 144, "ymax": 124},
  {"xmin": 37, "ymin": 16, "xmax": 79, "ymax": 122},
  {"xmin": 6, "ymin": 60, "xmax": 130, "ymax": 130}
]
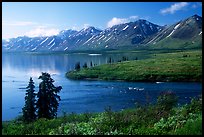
[
  {"xmin": 103, "ymin": 36, "xmax": 107, "ymax": 40},
  {"xmin": 166, "ymin": 30, "xmax": 175, "ymax": 38},
  {"xmin": 123, "ymin": 25, "xmax": 129, "ymax": 30},
  {"xmin": 64, "ymin": 47, "xmax": 68, "ymax": 51},
  {"xmin": 48, "ymin": 38, "xmax": 55, "ymax": 45},
  {"xmin": 76, "ymin": 39, "xmax": 80, "ymax": 44},
  {"xmin": 167, "ymin": 23, "xmax": 180, "ymax": 38},
  {"xmin": 97, "ymin": 35, "xmax": 105, "ymax": 41},
  {"xmin": 48, "ymin": 42, "xmax": 55, "ymax": 49},
  {"xmin": 105, "ymin": 35, "xmax": 113, "ymax": 42},
  {"xmin": 31, "ymin": 47, "xmax": 37, "ymax": 51},
  {"xmin": 40, "ymin": 37, "xmax": 49, "ymax": 45},
  {"xmin": 174, "ymin": 23, "xmax": 180, "ymax": 29},
  {"xmin": 17, "ymin": 38, "xmax": 22, "ymax": 42},
  {"xmin": 83, "ymin": 35, "xmax": 94, "ymax": 45}
]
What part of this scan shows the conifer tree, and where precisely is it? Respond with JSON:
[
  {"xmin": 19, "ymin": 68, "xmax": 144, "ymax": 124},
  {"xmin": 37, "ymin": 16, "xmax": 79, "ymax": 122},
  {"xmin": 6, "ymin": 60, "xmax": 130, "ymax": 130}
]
[
  {"xmin": 22, "ymin": 77, "xmax": 36, "ymax": 123},
  {"xmin": 83, "ymin": 62, "xmax": 88, "ymax": 68},
  {"xmin": 75, "ymin": 62, "xmax": 80, "ymax": 71},
  {"xmin": 36, "ymin": 72, "xmax": 62, "ymax": 119},
  {"xmin": 90, "ymin": 61, "xmax": 93, "ymax": 67}
]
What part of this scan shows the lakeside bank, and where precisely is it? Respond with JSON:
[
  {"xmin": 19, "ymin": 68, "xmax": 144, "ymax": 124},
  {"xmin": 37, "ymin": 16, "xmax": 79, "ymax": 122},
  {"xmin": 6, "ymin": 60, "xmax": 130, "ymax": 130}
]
[{"xmin": 66, "ymin": 50, "xmax": 202, "ymax": 82}]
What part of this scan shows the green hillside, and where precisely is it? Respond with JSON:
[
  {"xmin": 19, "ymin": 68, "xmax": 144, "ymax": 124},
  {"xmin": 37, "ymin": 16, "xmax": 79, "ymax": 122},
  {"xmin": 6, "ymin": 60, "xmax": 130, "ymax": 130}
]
[
  {"xmin": 66, "ymin": 50, "xmax": 202, "ymax": 82},
  {"xmin": 146, "ymin": 35, "xmax": 202, "ymax": 50}
]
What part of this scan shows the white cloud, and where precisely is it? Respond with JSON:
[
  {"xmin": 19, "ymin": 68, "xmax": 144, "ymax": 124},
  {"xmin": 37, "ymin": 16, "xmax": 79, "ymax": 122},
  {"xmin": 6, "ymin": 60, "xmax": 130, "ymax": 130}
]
[
  {"xmin": 2, "ymin": 20, "xmax": 62, "ymax": 39},
  {"xmin": 69, "ymin": 23, "xmax": 91, "ymax": 31},
  {"xmin": 71, "ymin": 24, "xmax": 80, "ymax": 31},
  {"xmin": 2, "ymin": 20, "xmax": 37, "ymax": 26},
  {"xmin": 107, "ymin": 15, "xmax": 139, "ymax": 28},
  {"xmin": 160, "ymin": 2, "xmax": 189, "ymax": 15},
  {"xmin": 25, "ymin": 26, "xmax": 60, "ymax": 37},
  {"xmin": 107, "ymin": 17, "xmax": 128, "ymax": 28},
  {"xmin": 83, "ymin": 23, "xmax": 91, "ymax": 29},
  {"xmin": 129, "ymin": 16, "xmax": 139, "ymax": 19},
  {"xmin": 71, "ymin": 26, "xmax": 79, "ymax": 31}
]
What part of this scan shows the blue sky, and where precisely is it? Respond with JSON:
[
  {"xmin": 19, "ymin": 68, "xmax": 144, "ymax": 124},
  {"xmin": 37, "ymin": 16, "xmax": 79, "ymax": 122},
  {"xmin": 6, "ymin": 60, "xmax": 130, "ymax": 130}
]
[{"xmin": 2, "ymin": 2, "xmax": 202, "ymax": 39}]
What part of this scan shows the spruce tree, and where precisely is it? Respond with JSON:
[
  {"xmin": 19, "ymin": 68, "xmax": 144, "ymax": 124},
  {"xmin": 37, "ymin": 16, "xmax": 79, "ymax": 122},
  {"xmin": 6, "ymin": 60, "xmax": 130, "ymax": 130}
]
[
  {"xmin": 36, "ymin": 72, "xmax": 62, "ymax": 119},
  {"xmin": 83, "ymin": 62, "xmax": 88, "ymax": 68},
  {"xmin": 90, "ymin": 61, "xmax": 93, "ymax": 67},
  {"xmin": 22, "ymin": 77, "xmax": 36, "ymax": 123},
  {"xmin": 75, "ymin": 62, "xmax": 80, "ymax": 71},
  {"xmin": 107, "ymin": 57, "xmax": 112, "ymax": 64}
]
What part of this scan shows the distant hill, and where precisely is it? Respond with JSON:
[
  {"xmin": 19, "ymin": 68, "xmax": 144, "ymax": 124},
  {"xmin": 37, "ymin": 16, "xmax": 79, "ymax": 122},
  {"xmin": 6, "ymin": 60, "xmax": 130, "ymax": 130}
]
[{"xmin": 2, "ymin": 14, "xmax": 202, "ymax": 52}]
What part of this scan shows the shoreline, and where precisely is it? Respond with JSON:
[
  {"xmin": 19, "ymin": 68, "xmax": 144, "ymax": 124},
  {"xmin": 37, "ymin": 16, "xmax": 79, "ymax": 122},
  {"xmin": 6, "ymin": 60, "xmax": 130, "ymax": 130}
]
[
  {"xmin": 67, "ymin": 76, "xmax": 202, "ymax": 83},
  {"xmin": 66, "ymin": 50, "xmax": 202, "ymax": 82}
]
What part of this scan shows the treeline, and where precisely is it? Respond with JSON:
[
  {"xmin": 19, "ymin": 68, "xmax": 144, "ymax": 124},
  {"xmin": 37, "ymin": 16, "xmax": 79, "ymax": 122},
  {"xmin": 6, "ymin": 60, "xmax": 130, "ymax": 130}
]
[{"xmin": 74, "ymin": 56, "xmax": 138, "ymax": 71}]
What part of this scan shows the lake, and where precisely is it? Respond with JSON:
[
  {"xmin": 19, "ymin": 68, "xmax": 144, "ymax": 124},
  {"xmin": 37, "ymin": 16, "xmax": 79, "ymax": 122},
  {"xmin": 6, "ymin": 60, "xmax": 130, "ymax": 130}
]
[{"xmin": 2, "ymin": 52, "xmax": 202, "ymax": 121}]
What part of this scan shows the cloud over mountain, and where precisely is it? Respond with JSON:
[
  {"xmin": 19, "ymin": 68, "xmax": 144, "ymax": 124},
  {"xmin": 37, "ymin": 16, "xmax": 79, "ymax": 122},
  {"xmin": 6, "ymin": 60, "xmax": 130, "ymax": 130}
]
[
  {"xmin": 160, "ymin": 2, "xmax": 189, "ymax": 15},
  {"xmin": 25, "ymin": 26, "xmax": 60, "ymax": 37},
  {"xmin": 107, "ymin": 16, "xmax": 139, "ymax": 28}
]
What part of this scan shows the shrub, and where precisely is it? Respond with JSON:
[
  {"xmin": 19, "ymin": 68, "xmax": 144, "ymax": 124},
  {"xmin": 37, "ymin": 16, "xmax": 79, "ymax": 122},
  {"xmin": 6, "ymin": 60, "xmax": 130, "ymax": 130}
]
[
  {"xmin": 186, "ymin": 95, "xmax": 202, "ymax": 113},
  {"xmin": 157, "ymin": 91, "xmax": 178, "ymax": 111},
  {"xmin": 173, "ymin": 113, "xmax": 202, "ymax": 135}
]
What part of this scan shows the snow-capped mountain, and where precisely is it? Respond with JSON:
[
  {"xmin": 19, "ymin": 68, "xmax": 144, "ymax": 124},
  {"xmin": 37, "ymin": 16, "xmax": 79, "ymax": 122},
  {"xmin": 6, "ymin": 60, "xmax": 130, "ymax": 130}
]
[
  {"xmin": 80, "ymin": 19, "xmax": 163, "ymax": 50},
  {"xmin": 2, "ymin": 27, "xmax": 102, "ymax": 52},
  {"xmin": 148, "ymin": 14, "xmax": 202, "ymax": 43},
  {"xmin": 146, "ymin": 14, "xmax": 202, "ymax": 49},
  {"xmin": 2, "ymin": 15, "xmax": 202, "ymax": 52}
]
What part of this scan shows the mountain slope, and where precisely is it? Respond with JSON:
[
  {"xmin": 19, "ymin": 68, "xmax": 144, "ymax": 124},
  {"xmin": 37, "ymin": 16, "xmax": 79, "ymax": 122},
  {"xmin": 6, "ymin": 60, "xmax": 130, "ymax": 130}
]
[
  {"xmin": 78, "ymin": 20, "xmax": 163, "ymax": 50},
  {"xmin": 147, "ymin": 14, "xmax": 202, "ymax": 49},
  {"xmin": 2, "ymin": 14, "xmax": 202, "ymax": 52}
]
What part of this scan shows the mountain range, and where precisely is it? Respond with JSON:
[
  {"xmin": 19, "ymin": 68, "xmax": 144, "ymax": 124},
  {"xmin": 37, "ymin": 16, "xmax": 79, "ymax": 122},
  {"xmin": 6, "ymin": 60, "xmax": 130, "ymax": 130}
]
[{"xmin": 2, "ymin": 14, "xmax": 202, "ymax": 52}]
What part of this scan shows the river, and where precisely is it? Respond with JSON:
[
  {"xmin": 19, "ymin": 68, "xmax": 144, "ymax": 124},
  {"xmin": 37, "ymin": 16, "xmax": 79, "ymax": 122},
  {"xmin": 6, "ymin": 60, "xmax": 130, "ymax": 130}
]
[{"xmin": 2, "ymin": 52, "xmax": 202, "ymax": 121}]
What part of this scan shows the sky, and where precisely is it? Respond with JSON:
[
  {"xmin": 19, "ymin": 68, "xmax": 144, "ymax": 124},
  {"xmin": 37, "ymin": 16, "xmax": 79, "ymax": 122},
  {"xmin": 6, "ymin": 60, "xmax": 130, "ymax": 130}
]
[{"xmin": 2, "ymin": 2, "xmax": 202, "ymax": 39}]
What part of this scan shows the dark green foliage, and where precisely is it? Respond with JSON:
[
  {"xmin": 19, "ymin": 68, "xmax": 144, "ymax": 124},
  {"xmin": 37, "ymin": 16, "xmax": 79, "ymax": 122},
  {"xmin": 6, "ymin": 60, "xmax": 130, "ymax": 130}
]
[
  {"xmin": 36, "ymin": 72, "xmax": 62, "ymax": 119},
  {"xmin": 183, "ymin": 54, "xmax": 188, "ymax": 57},
  {"xmin": 83, "ymin": 62, "xmax": 88, "ymax": 69},
  {"xmin": 107, "ymin": 57, "xmax": 112, "ymax": 64},
  {"xmin": 157, "ymin": 91, "xmax": 178, "ymax": 111},
  {"xmin": 90, "ymin": 61, "xmax": 93, "ymax": 67},
  {"xmin": 173, "ymin": 114, "xmax": 202, "ymax": 135},
  {"xmin": 75, "ymin": 62, "xmax": 80, "ymax": 71},
  {"xmin": 122, "ymin": 56, "xmax": 126, "ymax": 61},
  {"xmin": 122, "ymin": 56, "xmax": 128, "ymax": 61},
  {"xmin": 22, "ymin": 77, "xmax": 36, "ymax": 123},
  {"xmin": 186, "ymin": 95, "xmax": 202, "ymax": 113}
]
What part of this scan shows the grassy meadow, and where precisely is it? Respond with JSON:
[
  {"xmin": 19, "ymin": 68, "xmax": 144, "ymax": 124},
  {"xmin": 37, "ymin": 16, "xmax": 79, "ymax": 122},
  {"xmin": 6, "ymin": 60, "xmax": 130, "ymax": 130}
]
[{"xmin": 66, "ymin": 50, "xmax": 202, "ymax": 82}]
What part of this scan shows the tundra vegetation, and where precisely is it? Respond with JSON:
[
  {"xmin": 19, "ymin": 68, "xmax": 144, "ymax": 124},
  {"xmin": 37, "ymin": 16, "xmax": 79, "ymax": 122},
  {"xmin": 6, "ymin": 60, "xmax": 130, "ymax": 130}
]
[
  {"xmin": 2, "ymin": 92, "xmax": 202, "ymax": 135},
  {"xmin": 66, "ymin": 50, "xmax": 202, "ymax": 82}
]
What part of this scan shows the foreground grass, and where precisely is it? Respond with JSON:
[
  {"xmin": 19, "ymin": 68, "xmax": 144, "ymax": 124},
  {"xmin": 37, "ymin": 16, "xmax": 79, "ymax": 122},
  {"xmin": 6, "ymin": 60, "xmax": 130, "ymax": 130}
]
[
  {"xmin": 66, "ymin": 50, "xmax": 202, "ymax": 82},
  {"xmin": 2, "ymin": 95, "xmax": 202, "ymax": 135}
]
